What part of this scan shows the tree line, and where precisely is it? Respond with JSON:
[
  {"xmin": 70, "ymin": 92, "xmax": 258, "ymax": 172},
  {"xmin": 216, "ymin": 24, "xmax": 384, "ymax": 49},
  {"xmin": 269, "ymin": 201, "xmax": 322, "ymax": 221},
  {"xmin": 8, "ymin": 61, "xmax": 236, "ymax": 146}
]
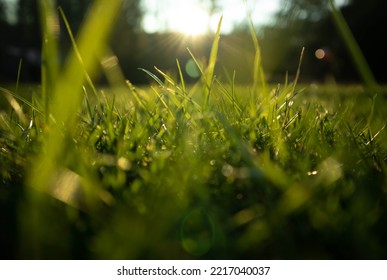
[{"xmin": 0, "ymin": 0, "xmax": 385, "ymax": 84}]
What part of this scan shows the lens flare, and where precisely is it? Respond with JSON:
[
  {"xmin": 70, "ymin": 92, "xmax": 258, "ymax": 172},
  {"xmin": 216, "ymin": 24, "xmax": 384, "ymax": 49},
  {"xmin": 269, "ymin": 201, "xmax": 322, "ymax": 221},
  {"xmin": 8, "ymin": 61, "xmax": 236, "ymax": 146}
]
[{"xmin": 315, "ymin": 48, "xmax": 326, "ymax": 60}]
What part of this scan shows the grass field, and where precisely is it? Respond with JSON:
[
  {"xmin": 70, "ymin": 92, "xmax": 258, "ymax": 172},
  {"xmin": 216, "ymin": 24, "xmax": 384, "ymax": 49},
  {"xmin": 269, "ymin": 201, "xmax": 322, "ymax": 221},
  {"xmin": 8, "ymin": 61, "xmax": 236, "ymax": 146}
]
[{"xmin": 0, "ymin": 0, "xmax": 386, "ymax": 259}]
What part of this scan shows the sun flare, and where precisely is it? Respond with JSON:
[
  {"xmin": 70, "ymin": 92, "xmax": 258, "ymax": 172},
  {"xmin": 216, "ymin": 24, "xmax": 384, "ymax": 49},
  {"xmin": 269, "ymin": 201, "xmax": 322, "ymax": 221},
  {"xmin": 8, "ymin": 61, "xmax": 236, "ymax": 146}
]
[
  {"xmin": 142, "ymin": 0, "xmax": 211, "ymax": 35},
  {"xmin": 170, "ymin": 2, "xmax": 209, "ymax": 35}
]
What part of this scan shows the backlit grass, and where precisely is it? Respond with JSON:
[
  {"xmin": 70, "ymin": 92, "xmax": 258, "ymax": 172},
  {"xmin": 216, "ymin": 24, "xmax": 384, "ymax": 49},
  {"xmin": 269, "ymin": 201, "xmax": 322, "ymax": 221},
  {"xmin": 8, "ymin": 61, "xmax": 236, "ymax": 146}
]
[{"xmin": 0, "ymin": 0, "xmax": 386, "ymax": 259}]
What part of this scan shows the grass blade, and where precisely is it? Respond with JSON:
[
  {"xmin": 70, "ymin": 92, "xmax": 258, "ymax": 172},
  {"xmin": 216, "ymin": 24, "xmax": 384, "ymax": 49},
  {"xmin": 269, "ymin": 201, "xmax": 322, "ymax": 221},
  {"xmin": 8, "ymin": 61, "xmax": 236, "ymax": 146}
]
[
  {"xmin": 58, "ymin": 6, "xmax": 99, "ymax": 99},
  {"xmin": 0, "ymin": 87, "xmax": 43, "ymax": 115},
  {"xmin": 38, "ymin": 0, "xmax": 60, "ymax": 120},
  {"xmin": 204, "ymin": 16, "xmax": 223, "ymax": 108},
  {"xmin": 15, "ymin": 59, "xmax": 23, "ymax": 94},
  {"xmin": 139, "ymin": 68, "xmax": 165, "ymax": 87},
  {"xmin": 176, "ymin": 59, "xmax": 186, "ymax": 94},
  {"xmin": 245, "ymin": 1, "xmax": 267, "ymax": 95},
  {"xmin": 28, "ymin": 0, "xmax": 123, "ymax": 195}
]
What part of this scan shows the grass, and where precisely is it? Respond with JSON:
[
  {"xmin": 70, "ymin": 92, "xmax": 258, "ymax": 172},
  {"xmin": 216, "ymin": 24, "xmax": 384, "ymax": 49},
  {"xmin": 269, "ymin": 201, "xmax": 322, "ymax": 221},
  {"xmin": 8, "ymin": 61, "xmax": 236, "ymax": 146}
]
[{"xmin": 0, "ymin": 1, "xmax": 386, "ymax": 259}]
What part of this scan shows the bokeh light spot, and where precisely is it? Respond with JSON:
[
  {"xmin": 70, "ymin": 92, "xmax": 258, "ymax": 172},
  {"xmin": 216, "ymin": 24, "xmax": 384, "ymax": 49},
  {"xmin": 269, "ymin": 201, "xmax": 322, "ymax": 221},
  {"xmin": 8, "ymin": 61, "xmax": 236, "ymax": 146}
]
[
  {"xmin": 180, "ymin": 208, "xmax": 214, "ymax": 256},
  {"xmin": 315, "ymin": 48, "xmax": 326, "ymax": 60},
  {"xmin": 185, "ymin": 59, "xmax": 200, "ymax": 78}
]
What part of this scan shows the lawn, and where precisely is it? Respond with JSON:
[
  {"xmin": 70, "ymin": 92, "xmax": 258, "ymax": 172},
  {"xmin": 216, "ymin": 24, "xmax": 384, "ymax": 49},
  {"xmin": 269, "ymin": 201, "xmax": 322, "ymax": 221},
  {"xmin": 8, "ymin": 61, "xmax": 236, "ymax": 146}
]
[{"xmin": 0, "ymin": 0, "xmax": 386, "ymax": 259}]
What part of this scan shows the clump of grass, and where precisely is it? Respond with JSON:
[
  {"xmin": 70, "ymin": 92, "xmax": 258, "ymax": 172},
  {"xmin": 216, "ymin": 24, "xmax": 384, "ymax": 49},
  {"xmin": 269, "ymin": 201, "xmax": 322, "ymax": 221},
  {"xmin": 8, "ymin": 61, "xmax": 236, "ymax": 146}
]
[{"xmin": 0, "ymin": 1, "xmax": 386, "ymax": 259}]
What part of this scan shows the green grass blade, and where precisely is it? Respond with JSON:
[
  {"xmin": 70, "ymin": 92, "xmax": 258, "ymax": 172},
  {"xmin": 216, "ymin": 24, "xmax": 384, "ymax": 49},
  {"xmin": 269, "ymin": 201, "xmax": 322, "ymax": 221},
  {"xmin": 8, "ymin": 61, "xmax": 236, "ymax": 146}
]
[
  {"xmin": 0, "ymin": 88, "xmax": 27, "ymax": 124},
  {"xmin": 245, "ymin": 1, "xmax": 267, "ymax": 95},
  {"xmin": 58, "ymin": 6, "xmax": 99, "ymax": 99},
  {"xmin": 187, "ymin": 48, "xmax": 206, "ymax": 81},
  {"xmin": 204, "ymin": 16, "xmax": 223, "ymax": 108},
  {"xmin": 15, "ymin": 59, "xmax": 23, "ymax": 94},
  {"xmin": 151, "ymin": 86, "xmax": 176, "ymax": 121},
  {"xmin": 214, "ymin": 79, "xmax": 242, "ymax": 115},
  {"xmin": 83, "ymin": 86, "xmax": 94, "ymax": 124},
  {"xmin": 125, "ymin": 80, "xmax": 149, "ymax": 113},
  {"xmin": 176, "ymin": 59, "xmax": 186, "ymax": 94},
  {"xmin": 291, "ymin": 47, "xmax": 305, "ymax": 97},
  {"xmin": 52, "ymin": 0, "xmax": 122, "ymax": 125},
  {"xmin": 139, "ymin": 68, "xmax": 165, "ymax": 87},
  {"xmin": 154, "ymin": 66, "xmax": 177, "ymax": 87},
  {"xmin": 38, "ymin": 0, "xmax": 60, "ymax": 120},
  {"xmin": 206, "ymin": 16, "xmax": 223, "ymax": 83},
  {"xmin": 0, "ymin": 87, "xmax": 43, "ymax": 115},
  {"xmin": 28, "ymin": 0, "xmax": 123, "ymax": 194}
]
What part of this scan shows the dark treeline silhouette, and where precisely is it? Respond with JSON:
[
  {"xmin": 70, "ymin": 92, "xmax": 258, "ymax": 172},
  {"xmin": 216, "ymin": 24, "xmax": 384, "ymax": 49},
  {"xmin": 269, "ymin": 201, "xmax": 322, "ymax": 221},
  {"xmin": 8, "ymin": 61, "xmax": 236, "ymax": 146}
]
[
  {"xmin": 339, "ymin": 0, "xmax": 387, "ymax": 83},
  {"xmin": 260, "ymin": 0, "xmax": 387, "ymax": 83},
  {"xmin": 0, "ymin": 0, "xmax": 41, "ymax": 81},
  {"xmin": 0, "ymin": 0, "xmax": 386, "ymax": 84},
  {"xmin": 0, "ymin": 0, "xmax": 142, "ymax": 83}
]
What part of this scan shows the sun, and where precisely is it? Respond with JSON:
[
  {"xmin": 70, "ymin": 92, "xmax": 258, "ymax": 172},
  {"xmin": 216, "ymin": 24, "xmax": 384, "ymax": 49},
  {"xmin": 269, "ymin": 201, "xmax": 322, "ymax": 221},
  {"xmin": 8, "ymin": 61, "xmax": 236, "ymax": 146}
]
[{"xmin": 169, "ymin": 2, "xmax": 209, "ymax": 35}]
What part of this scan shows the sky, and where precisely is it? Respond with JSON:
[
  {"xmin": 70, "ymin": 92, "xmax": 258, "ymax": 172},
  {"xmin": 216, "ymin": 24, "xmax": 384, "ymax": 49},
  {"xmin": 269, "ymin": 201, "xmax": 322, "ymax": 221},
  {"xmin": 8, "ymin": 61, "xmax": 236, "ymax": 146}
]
[
  {"xmin": 142, "ymin": 0, "xmax": 281, "ymax": 34},
  {"xmin": 141, "ymin": 0, "xmax": 349, "ymax": 35},
  {"xmin": 2, "ymin": 0, "xmax": 281, "ymax": 33},
  {"xmin": 2, "ymin": 0, "xmax": 348, "ymax": 35}
]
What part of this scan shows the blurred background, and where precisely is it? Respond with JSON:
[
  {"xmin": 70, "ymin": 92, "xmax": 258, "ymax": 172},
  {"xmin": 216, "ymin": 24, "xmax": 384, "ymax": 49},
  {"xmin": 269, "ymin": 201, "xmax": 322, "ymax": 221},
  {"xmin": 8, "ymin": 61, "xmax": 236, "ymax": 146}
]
[{"xmin": 0, "ymin": 0, "xmax": 386, "ymax": 85}]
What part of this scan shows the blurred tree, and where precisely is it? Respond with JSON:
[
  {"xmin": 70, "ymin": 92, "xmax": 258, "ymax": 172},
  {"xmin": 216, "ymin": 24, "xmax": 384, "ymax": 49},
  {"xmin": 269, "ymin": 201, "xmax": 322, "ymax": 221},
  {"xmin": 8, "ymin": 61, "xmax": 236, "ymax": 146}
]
[
  {"xmin": 338, "ymin": 0, "xmax": 387, "ymax": 82},
  {"xmin": 109, "ymin": 0, "xmax": 146, "ymax": 82},
  {"xmin": 110, "ymin": 0, "xmax": 143, "ymax": 45},
  {"xmin": 57, "ymin": 0, "xmax": 92, "ymax": 33},
  {"xmin": 275, "ymin": 0, "xmax": 329, "ymax": 25},
  {"xmin": 1, "ymin": 0, "xmax": 41, "ymax": 81},
  {"xmin": 122, "ymin": 0, "xmax": 143, "ymax": 32},
  {"xmin": 259, "ymin": 0, "xmax": 332, "ymax": 82},
  {"xmin": 199, "ymin": 0, "xmax": 220, "ymax": 32},
  {"xmin": 0, "ymin": 1, "xmax": 8, "ymax": 37},
  {"xmin": 16, "ymin": 0, "xmax": 41, "ymax": 47},
  {"xmin": 0, "ymin": 0, "xmax": 6, "ymax": 22},
  {"xmin": 0, "ymin": 0, "xmax": 9, "ymax": 81},
  {"xmin": 55, "ymin": 0, "xmax": 93, "ymax": 57},
  {"xmin": 55, "ymin": 0, "xmax": 145, "ymax": 83},
  {"xmin": 260, "ymin": 0, "xmax": 387, "ymax": 83},
  {"xmin": 0, "ymin": 0, "xmax": 145, "ymax": 82}
]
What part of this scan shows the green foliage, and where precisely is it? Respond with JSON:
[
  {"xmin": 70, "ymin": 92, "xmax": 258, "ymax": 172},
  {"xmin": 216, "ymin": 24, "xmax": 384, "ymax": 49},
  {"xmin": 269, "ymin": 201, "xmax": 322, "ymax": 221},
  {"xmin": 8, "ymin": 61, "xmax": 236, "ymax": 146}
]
[
  {"xmin": 28, "ymin": 0, "xmax": 123, "ymax": 196},
  {"xmin": 0, "ymin": 2, "xmax": 386, "ymax": 260}
]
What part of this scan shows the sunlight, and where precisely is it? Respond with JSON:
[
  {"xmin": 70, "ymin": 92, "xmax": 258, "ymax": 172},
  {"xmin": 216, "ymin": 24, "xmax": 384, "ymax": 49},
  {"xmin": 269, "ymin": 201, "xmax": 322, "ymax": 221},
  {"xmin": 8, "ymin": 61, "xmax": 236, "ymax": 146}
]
[
  {"xmin": 142, "ymin": 0, "xmax": 210, "ymax": 35},
  {"xmin": 170, "ymin": 1, "xmax": 209, "ymax": 35},
  {"xmin": 142, "ymin": 0, "xmax": 282, "ymax": 35}
]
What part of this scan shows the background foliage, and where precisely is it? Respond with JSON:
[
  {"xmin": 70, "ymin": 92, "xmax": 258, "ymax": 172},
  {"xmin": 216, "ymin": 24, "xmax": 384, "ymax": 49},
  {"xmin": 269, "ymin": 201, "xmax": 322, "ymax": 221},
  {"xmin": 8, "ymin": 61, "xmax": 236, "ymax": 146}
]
[
  {"xmin": 0, "ymin": 0, "xmax": 386, "ymax": 84},
  {"xmin": 0, "ymin": 0, "xmax": 386, "ymax": 260}
]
